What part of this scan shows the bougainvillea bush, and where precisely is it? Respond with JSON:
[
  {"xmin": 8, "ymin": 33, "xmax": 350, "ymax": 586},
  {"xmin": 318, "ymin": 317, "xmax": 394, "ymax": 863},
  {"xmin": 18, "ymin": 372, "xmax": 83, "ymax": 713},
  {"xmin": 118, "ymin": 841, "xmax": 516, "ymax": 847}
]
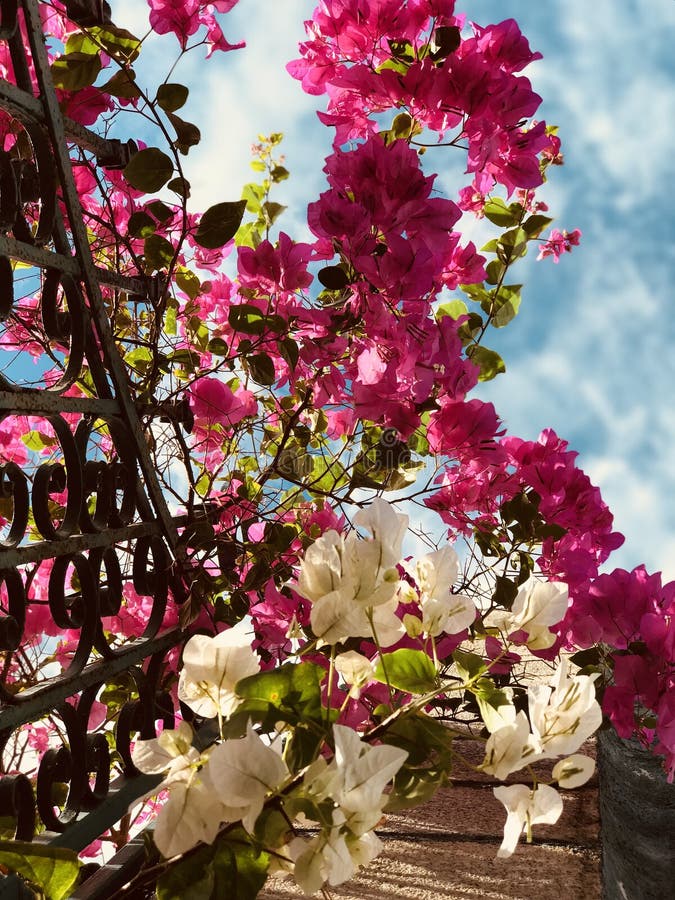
[{"xmin": 0, "ymin": 0, "xmax": 673, "ymax": 896}]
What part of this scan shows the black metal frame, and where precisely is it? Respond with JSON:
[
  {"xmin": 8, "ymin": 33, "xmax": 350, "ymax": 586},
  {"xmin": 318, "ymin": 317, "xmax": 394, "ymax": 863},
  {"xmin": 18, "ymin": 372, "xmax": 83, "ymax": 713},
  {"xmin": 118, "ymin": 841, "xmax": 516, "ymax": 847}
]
[{"xmin": 0, "ymin": 2, "xmax": 197, "ymax": 894}]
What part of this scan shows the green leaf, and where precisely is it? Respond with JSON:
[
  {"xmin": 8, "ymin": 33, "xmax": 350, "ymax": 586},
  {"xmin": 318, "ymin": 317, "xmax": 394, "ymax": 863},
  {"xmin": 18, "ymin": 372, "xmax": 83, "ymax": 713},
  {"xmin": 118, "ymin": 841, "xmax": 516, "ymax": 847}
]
[
  {"xmin": 490, "ymin": 284, "xmax": 522, "ymax": 328},
  {"xmin": 522, "ymin": 214, "xmax": 554, "ymax": 238},
  {"xmin": 374, "ymin": 649, "xmax": 438, "ymax": 694},
  {"xmin": 228, "ymin": 304, "xmax": 265, "ymax": 335},
  {"xmin": 491, "ymin": 575, "xmax": 518, "ymax": 611},
  {"xmin": 236, "ymin": 662, "xmax": 325, "ymax": 727},
  {"xmin": 496, "ymin": 227, "xmax": 528, "ymax": 264},
  {"xmin": 127, "ymin": 211, "xmax": 156, "ymax": 238},
  {"xmin": 195, "ymin": 200, "xmax": 247, "ymax": 249},
  {"xmin": 166, "ymin": 111, "xmax": 201, "ymax": 155},
  {"xmin": 156, "ymin": 82, "xmax": 189, "ymax": 112},
  {"xmin": 207, "ymin": 337, "xmax": 229, "ymax": 356},
  {"xmin": 123, "ymin": 148, "xmax": 174, "ymax": 193},
  {"xmin": 51, "ymin": 51, "xmax": 101, "ymax": 91},
  {"xmin": 144, "ymin": 234, "xmax": 175, "ymax": 271},
  {"xmin": 476, "ymin": 683, "xmax": 514, "ymax": 732},
  {"xmin": 157, "ymin": 844, "xmax": 216, "ymax": 900},
  {"xmin": 485, "ymin": 259, "xmax": 505, "ymax": 285},
  {"xmin": 391, "ymin": 112, "xmax": 413, "ymax": 139},
  {"xmin": 22, "ymin": 430, "xmax": 57, "ymax": 451},
  {"xmin": 436, "ymin": 299, "xmax": 468, "ymax": 321},
  {"xmin": 483, "ymin": 197, "xmax": 521, "ymax": 227},
  {"xmin": 176, "ymin": 268, "xmax": 201, "ymax": 300},
  {"xmin": 90, "ymin": 24, "xmax": 141, "ymax": 63},
  {"xmin": 211, "ymin": 830, "xmax": 269, "ymax": 899},
  {"xmin": 452, "ymin": 649, "xmax": 487, "ymax": 683},
  {"xmin": 0, "ymin": 841, "xmax": 81, "ymax": 900},
  {"xmin": 248, "ymin": 353, "xmax": 276, "ymax": 386},
  {"xmin": 279, "ymin": 337, "xmax": 299, "ymax": 371},
  {"xmin": 466, "ymin": 344, "xmax": 505, "ymax": 381}
]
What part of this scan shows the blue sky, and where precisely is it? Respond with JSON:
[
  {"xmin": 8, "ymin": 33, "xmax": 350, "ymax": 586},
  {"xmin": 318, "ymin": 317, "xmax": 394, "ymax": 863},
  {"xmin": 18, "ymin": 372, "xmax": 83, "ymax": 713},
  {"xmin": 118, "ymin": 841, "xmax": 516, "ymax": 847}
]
[{"xmin": 111, "ymin": 0, "xmax": 675, "ymax": 578}]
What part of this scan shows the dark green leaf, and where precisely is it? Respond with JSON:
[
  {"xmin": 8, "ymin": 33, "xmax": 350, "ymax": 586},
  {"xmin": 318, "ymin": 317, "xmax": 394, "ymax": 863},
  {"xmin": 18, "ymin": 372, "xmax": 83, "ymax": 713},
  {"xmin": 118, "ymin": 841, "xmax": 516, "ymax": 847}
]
[
  {"xmin": 432, "ymin": 25, "xmax": 461, "ymax": 59},
  {"xmin": 0, "ymin": 841, "xmax": 81, "ymax": 900},
  {"xmin": 144, "ymin": 234, "xmax": 175, "ymax": 271},
  {"xmin": 207, "ymin": 337, "xmax": 229, "ymax": 356},
  {"xmin": 270, "ymin": 165, "xmax": 290, "ymax": 183},
  {"xmin": 156, "ymin": 82, "xmax": 189, "ymax": 112},
  {"xmin": 127, "ymin": 211, "xmax": 156, "ymax": 238},
  {"xmin": 212, "ymin": 829, "xmax": 269, "ymax": 899},
  {"xmin": 168, "ymin": 176, "xmax": 191, "ymax": 198},
  {"xmin": 146, "ymin": 200, "xmax": 175, "ymax": 223},
  {"xmin": 167, "ymin": 111, "xmax": 201, "ymax": 155},
  {"xmin": 195, "ymin": 200, "xmax": 247, "ymax": 249},
  {"xmin": 100, "ymin": 68, "xmax": 140, "ymax": 99},
  {"xmin": 263, "ymin": 201, "xmax": 286, "ymax": 226},
  {"xmin": 522, "ymin": 214, "xmax": 554, "ymax": 238},
  {"xmin": 279, "ymin": 337, "xmax": 299, "ymax": 371},
  {"xmin": 248, "ymin": 353, "xmax": 276, "ymax": 386},
  {"xmin": 123, "ymin": 148, "xmax": 174, "ymax": 193},
  {"xmin": 318, "ymin": 265, "xmax": 349, "ymax": 290},
  {"xmin": 570, "ymin": 647, "xmax": 601, "ymax": 669},
  {"xmin": 491, "ymin": 575, "xmax": 518, "ymax": 611},
  {"xmin": 157, "ymin": 844, "xmax": 215, "ymax": 900},
  {"xmin": 228, "ymin": 304, "xmax": 265, "ymax": 335},
  {"xmin": 374, "ymin": 649, "xmax": 438, "ymax": 694},
  {"xmin": 485, "ymin": 259, "xmax": 505, "ymax": 285}
]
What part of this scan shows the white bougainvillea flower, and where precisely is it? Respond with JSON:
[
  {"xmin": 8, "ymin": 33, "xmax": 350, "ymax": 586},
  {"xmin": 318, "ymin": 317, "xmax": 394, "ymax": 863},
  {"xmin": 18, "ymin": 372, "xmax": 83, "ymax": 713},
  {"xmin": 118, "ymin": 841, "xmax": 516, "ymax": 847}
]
[
  {"xmin": 335, "ymin": 651, "xmax": 376, "ymax": 698},
  {"xmin": 292, "ymin": 501, "xmax": 407, "ymax": 646},
  {"xmin": 492, "ymin": 576, "xmax": 569, "ymax": 650},
  {"xmin": 177, "ymin": 620, "xmax": 260, "ymax": 719},
  {"xmin": 493, "ymin": 783, "xmax": 563, "ymax": 857},
  {"xmin": 293, "ymin": 529, "xmax": 344, "ymax": 603},
  {"xmin": 330, "ymin": 724, "xmax": 408, "ymax": 835},
  {"xmin": 480, "ymin": 710, "xmax": 542, "ymax": 780},
  {"xmin": 131, "ymin": 721, "xmax": 199, "ymax": 782},
  {"xmin": 353, "ymin": 498, "xmax": 408, "ymax": 571},
  {"xmin": 528, "ymin": 658, "xmax": 602, "ymax": 758},
  {"xmin": 552, "ymin": 753, "xmax": 596, "ymax": 789},
  {"xmin": 131, "ymin": 722, "xmax": 243, "ymax": 859},
  {"xmin": 289, "ymin": 828, "xmax": 382, "ymax": 895},
  {"xmin": 203, "ymin": 722, "xmax": 289, "ymax": 833},
  {"xmin": 403, "ymin": 546, "xmax": 476, "ymax": 637},
  {"xmin": 152, "ymin": 775, "xmax": 229, "ymax": 859}
]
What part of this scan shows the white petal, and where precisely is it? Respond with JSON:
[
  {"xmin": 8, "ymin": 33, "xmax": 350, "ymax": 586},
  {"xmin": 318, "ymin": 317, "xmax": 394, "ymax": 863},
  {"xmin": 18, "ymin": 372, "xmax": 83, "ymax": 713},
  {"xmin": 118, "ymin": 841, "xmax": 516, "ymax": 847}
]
[{"xmin": 552, "ymin": 754, "xmax": 596, "ymax": 788}]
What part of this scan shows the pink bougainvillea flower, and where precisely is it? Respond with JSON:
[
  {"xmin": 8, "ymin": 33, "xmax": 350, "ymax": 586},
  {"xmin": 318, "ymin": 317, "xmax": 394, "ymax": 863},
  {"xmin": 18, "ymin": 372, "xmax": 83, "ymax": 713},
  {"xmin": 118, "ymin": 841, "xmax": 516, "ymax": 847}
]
[
  {"xmin": 189, "ymin": 377, "xmax": 257, "ymax": 429},
  {"xmin": 537, "ymin": 228, "xmax": 582, "ymax": 262}
]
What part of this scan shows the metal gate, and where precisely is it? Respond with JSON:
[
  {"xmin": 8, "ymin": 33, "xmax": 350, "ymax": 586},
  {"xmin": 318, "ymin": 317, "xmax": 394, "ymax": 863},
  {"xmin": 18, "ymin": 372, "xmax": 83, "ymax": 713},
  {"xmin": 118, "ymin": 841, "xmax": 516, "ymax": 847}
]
[{"xmin": 0, "ymin": 1, "xmax": 199, "ymax": 895}]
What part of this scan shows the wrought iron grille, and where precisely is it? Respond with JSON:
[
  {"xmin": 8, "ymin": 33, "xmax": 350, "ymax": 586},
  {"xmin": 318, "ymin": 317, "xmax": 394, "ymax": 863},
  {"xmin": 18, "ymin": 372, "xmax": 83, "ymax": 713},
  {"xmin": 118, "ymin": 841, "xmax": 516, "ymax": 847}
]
[{"xmin": 0, "ymin": 1, "xmax": 200, "ymax": 894}]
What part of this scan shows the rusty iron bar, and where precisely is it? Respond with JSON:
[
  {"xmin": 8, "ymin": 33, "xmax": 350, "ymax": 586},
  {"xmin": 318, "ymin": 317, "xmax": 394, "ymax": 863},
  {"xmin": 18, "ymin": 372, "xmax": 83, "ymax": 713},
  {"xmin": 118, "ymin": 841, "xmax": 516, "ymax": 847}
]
[
  {"xmin": 0, "ymin": 390, "xmax": 120, "ymax": 415},
  {"xmin": 0, "ymin": 79, "xmax": 136, "ymax": 169},
  {"xmin": 0, "ymin": 627, "xmax": 182, "ymax": 733}
]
